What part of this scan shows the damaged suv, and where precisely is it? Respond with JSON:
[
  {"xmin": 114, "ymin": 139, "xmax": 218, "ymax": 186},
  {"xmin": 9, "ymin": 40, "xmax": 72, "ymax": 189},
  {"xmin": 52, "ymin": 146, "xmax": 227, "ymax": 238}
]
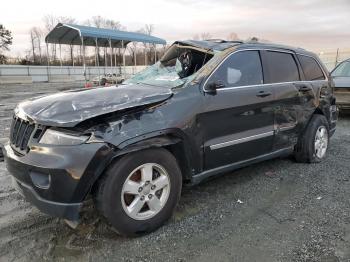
[{"xmin": 4, "ymin": 40, "xmax": 337, "ymax": 236}]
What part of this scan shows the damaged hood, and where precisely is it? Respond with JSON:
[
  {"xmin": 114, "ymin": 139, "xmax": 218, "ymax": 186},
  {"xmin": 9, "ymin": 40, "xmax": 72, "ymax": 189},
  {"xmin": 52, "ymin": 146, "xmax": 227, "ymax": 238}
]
[{"xmin": 16, "ymin": 84, "xmax": 173, "ymax": 127}]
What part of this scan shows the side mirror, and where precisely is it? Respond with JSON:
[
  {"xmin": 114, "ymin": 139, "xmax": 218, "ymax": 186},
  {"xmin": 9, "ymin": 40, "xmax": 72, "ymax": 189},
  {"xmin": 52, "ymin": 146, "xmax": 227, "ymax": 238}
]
[{"xmin": 205, "ymin": 80, "xmax": 225, "ymax": 94}]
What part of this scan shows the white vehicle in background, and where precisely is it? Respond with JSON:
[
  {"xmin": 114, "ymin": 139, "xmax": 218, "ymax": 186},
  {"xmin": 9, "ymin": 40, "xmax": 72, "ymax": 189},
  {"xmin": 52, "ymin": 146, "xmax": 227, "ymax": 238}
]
[
  {"xmin": 331, "ymin": 58, "xmax": 350, "ymax": 111},
  {"xmin": 92, "ymin": 73, "xmax": 125, "ymax": 86}
]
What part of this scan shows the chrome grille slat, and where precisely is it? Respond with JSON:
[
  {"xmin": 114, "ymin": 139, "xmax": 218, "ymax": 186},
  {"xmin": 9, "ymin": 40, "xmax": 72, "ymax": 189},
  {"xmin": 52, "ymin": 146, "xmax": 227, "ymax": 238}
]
[
  {"xmin": 15, "ymin": 120, "xmax": 25, "ymax": 147},
  {"xmin": 11, "ymin": 118, "xmax": 21, "ymax": 144},
  {"xmin": 9, "ymin": 115, "xmax": 38, "ymax": 153},
  {"xmin": 20, "ymin": 124, "xmax": 34, "ymax": 150},
  {"xmin": 19, "ymin": 123, "xmax": 29, "ymax": 149}
]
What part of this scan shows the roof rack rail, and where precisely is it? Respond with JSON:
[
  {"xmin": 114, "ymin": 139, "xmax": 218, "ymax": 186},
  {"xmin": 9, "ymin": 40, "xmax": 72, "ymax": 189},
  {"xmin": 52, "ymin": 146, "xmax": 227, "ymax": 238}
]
[{"xmin": 204, "ymin": 39, "xmax": 244, "ymax": 44}]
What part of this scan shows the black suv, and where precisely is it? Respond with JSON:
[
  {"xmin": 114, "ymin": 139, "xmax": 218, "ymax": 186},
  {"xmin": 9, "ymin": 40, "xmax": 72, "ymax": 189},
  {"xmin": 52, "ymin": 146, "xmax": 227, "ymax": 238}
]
[{"xmin": 4, "ymin": 40, "xmax": 338, "ymax": 236}]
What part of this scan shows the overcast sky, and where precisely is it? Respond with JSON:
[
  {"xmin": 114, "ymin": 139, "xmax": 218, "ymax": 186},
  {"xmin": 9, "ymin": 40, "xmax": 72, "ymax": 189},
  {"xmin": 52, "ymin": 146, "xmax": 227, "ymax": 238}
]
[{"xmin": 2, "ymin": 0, "xmax": 350, "ymax": 56}]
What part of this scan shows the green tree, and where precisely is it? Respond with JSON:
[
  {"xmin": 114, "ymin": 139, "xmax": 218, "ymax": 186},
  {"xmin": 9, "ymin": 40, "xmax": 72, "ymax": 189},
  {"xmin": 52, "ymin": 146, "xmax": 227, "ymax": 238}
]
[{"xmin": 0, "ymin": 24, "xmax": 13, "ymax": 63}]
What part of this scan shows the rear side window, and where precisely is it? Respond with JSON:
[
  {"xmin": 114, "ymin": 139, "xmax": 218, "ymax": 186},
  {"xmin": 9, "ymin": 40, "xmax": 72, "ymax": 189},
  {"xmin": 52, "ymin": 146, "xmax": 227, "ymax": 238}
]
[
  {"xmin": 298, "ymin": 55, "xmax": 325, "ymax": 81},
  {"xmin": 209, "ymin": 50, "xmax": 263, "ymax": 87},
  {"xmin": 265, "ymin": 51, "xmax": 300, "ymax": 83}
]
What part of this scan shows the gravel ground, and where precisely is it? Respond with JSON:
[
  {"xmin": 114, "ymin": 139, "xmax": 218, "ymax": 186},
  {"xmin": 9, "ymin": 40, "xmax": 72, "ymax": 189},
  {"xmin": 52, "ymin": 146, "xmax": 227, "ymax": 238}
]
[{"xmin": 0, "ymin": 83, "xmax": 349, "ymax": 262}]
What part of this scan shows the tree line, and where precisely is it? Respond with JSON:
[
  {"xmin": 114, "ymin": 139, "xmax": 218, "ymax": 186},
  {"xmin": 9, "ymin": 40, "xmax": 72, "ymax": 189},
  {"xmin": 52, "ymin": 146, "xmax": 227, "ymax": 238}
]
[{"xmin": 0, "ymin": 24, "xmax": 13, "ymax": 64}]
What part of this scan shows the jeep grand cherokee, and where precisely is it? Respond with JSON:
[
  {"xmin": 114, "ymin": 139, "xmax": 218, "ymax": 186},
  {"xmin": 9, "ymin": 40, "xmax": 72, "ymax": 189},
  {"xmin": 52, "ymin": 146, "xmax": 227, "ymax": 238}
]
[{"xmin": 4, "ymin": 40, "xmax": 338, "ymax": 236}]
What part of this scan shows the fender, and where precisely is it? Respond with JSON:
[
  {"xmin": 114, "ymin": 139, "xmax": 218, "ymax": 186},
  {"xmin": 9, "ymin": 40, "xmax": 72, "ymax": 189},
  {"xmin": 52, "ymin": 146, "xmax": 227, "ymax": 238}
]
[
  {"xmin": 114, "ymin": 128, "xmax": 200, "ymax": 179},
  {"xmin": 87, "ymin": 128, "xmax": 201, "ymax": 187}
]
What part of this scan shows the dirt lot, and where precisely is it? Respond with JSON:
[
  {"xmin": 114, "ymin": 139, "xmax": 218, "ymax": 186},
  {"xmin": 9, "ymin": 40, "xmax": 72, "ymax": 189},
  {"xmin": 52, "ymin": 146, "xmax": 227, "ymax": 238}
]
[{"xmin": 0, "ymin": 83, "xmax": 349, "ymax": 262}]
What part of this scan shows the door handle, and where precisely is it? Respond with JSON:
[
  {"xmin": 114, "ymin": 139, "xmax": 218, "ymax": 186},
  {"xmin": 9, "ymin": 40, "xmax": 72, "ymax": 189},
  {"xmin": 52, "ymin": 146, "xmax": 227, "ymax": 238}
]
[
  {"xmin": 256, "ymin": 91, "xmax": 272, "ymax": 98},
  {"xmin": 298, "ymin": 86, "xmax": 312, "ymax": 92},
  {"xmin": 294, "ymin": 83, "xmax": 312, "ymax": 92}
]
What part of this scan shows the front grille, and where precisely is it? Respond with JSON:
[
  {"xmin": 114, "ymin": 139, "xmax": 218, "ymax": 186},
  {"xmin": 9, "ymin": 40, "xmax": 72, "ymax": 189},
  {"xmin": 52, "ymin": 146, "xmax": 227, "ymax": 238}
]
[{"xmin": 10, "ymin": 116, "xmax": 36, "ymax": 152}]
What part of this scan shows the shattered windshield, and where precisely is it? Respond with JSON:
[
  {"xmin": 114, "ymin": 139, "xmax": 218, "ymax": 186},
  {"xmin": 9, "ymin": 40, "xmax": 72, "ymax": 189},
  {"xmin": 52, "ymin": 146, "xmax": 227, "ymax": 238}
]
[
  {"xmin": 124, "ymin": 61, "xmax": 186, "ymax": 88},
  {"xmin": 124, "ymin": 43, "xmax": 214, "ymax": 88}
]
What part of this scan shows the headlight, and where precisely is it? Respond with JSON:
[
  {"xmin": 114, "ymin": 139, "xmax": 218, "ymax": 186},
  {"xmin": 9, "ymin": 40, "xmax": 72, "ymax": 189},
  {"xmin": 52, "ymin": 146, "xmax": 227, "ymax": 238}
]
[{"xmin": 39, "ymin": 129, "xmax": 89, "ymax": 146}]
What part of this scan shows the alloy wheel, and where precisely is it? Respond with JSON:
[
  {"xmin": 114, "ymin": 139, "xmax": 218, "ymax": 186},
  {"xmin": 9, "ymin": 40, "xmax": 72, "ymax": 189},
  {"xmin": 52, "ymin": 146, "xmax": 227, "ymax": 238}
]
[
  {"xmin": 121, "ymin": 163, "xmax": 171, "ymax": 220},
  {"xmin": 314, "ymin": 126, "xmax": 328, "ymax": 159}
]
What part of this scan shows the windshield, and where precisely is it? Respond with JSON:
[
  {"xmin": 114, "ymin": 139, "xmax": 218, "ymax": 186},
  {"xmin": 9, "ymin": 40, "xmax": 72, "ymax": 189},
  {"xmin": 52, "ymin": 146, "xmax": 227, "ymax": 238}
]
[
  {"xmin": 124, "ymin": 61, "xmax": 187, "ymax": 88},
  {"xmin": 124, "ymin": 44, "xmax": 214, "ymax": 88},
  {"xmin": 332, "ymin": 61, "xmax": 350, "ymax": 77}
]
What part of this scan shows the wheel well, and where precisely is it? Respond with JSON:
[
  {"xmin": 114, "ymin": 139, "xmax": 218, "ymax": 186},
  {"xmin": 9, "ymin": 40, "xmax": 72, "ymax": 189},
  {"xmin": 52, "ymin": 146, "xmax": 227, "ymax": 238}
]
[
  {"xmin": 313, "ymin": 107, "xmax": 333, "ymax": 127},
  {"xmin": 164, "ymin": 141, "xmax": 192, "ymax": 183},
  {"xmin": 93, "ymin": 135, "xmax": 193, "ymax": 190}
]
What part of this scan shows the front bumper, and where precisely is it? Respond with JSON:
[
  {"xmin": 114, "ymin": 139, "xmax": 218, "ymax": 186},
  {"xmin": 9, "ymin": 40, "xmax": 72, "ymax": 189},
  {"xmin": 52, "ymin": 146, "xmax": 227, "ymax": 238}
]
[
  {"xmin": 4, "ymin": 142, "xmax": 113, "ymax": 220},
  {"xmin": 12, "ymin": 177, "xmax": 81, "ymax": 220}
]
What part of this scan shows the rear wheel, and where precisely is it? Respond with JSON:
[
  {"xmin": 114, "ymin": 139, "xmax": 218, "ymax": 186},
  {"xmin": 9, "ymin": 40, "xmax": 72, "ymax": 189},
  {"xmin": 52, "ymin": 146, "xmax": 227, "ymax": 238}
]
[
  {"xmin": 94, "ymin": 148, "xmax": 182, "ymax": 236},
  {"xmin": 294, "ymin": 114, "xmax": 329, "ymax": 163}
]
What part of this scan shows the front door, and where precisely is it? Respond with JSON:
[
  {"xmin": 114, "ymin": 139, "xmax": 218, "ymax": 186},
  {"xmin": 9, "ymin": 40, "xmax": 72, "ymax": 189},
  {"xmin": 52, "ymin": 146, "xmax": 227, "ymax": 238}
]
[{"xmin": 199, "ymin": 50, "xmax": 275, "ymax": 170}]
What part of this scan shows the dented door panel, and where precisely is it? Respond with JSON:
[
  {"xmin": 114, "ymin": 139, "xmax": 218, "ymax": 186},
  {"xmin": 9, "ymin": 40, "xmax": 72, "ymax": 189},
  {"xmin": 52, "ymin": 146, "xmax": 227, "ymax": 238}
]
[{"xmin": 199, "ymin": 86, "xmax": 275, "ymax": 170}]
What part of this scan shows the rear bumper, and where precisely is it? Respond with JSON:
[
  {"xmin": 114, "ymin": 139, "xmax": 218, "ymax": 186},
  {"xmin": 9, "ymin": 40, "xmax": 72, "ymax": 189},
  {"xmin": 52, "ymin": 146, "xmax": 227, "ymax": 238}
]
[{"xmin": 13, "ymin": 177, "xmax": 81, "ymax": 220}]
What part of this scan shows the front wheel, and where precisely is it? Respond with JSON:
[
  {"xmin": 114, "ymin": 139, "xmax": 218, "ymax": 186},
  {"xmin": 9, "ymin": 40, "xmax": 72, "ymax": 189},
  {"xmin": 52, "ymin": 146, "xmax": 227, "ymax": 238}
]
[
  {"xmin": 294, "ymin": 114, "xmax": 330, "ymax": 163},
  {"xmin": 94, "ymin": 148, "xmax": 182, "ymax": 236}
]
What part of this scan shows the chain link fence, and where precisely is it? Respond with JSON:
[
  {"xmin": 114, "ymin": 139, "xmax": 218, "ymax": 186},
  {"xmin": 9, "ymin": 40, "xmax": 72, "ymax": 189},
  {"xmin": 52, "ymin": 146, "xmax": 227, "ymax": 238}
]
[{"xmin": 316, "ymin": 48, "xmax": 350, "ymax": 71}]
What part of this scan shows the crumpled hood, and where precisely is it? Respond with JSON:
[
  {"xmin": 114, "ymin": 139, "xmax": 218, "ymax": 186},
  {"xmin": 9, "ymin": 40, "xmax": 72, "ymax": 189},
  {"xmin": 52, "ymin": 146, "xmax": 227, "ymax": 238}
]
[{"xmin": 15, "ymin": 84, "xmax": 173, "ymax": 127}]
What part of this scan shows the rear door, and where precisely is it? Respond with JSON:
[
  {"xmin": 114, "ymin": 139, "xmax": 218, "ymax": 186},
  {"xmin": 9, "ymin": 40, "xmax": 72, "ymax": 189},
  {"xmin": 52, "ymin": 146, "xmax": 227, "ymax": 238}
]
[
  {"xmin": 261, "ymin": 50, "xmax": 312, "ymax": 150},
  {"xmin": 297, "ymin": 54, "xmax": 334, "ymax": 126},
  {"xmin": 199, "ymin": 50, "xmax": 275, "ymax": 170}
]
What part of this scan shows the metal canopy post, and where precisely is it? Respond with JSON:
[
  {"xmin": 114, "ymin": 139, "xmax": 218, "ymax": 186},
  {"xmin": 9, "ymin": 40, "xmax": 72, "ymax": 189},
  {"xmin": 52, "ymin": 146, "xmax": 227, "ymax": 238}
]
[
  {"xmin": 95, "ymin": 38, "xmax": 101, "ymax": 86},
  {"xmin": 118, "ymin": 47, "xmax": 121, "ymax": 75},
  {"xmin": 122, "ymin": 40, "xmax": 126, "ymax": 79},
  {"xmin": 79, "ymin": 45, "xmax": 82, "ymax": 66},
  {"xmin": 46, "ymin": 43, "xmax": 50, "ymax": 82},
  {"xmin": 154, "ymin": 44, "xmax": 157, "ymax": 64},
  {"xmin": 94, "ymin": 44, "xmax": 97, "ymax": 66},
  {"xmin": 81, "ymin": 36, "xmax": 87, "ymax": 83},
  {"xmin": 104, "ymin": 46, "xmax": 107, "ymax": 75},
  {"xmin": 134, "ymin": 43, "xmax": 137, "ymax": 75},
  {"xmin": 59, "ymin": 43, "xmax": 63, "ymax": 68},
  {"xmin": 109, "ymin": 39, "xmax": 113, "ymax": 76},
  {"xmin": 114, "ymin": 47, "xmax": 117, "ymax": 76},
  {"xmin": 72, "ymin": 45, "xmax": 75, "ymax": 67}
]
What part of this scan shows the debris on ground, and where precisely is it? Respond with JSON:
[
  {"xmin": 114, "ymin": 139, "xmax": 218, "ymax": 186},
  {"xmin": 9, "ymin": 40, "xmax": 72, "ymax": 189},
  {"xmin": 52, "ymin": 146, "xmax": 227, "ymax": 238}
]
[{"xmin": 264, "ymin": 170, "xmax": 277, "ymax": 177}]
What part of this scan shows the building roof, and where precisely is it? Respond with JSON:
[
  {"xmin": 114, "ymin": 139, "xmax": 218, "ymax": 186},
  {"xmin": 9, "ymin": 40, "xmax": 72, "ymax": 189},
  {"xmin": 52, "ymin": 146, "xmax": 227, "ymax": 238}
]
[{"xmin": 45, "ymin": 23, "xmax": 166, "ymax": 47}]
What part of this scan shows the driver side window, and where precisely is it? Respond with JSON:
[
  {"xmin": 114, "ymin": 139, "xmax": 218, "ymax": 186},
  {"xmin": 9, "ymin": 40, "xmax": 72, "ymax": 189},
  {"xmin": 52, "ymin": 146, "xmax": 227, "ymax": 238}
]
[{"xmin": 209, "ymin": 50, "xmax": 264, "ymax": 88}]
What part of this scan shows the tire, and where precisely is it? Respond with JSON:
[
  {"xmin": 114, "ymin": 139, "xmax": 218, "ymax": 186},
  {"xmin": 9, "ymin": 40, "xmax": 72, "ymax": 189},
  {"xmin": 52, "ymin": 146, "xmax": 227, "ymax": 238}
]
[
  {"xmin": 94, "ymin": 148, "xmax": 182, "ymax": 236},
  {"xmin": 294, "ymin": 114, "xmax": 330, "ymax": 163},
  {"xmin": 100, "ymin": 78, "xmax": 107, "ymax": 86}
]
